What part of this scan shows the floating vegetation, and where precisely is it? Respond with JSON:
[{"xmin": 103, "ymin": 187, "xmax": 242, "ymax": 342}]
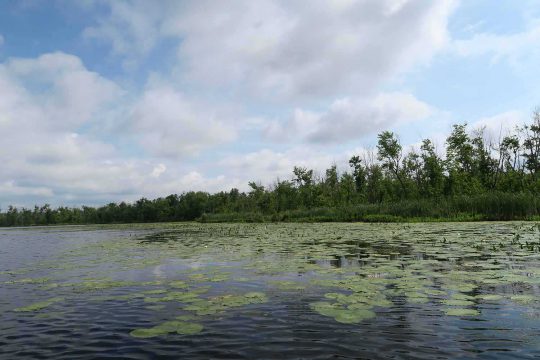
[
  {"xmin": 510, "ymin": 295, "xmax": 537, "ymax": 305},
  {"xmin": 67, "ymin": 279, "xmax": 139, "ymax": 292},
  {"xmin": 130, "ymin": 320, "xmax": 203, "ymax": 338},
  {"xmin": 443, "ymin": 308, "xmax": 480, "ymax": 317},
  {"xmin": 476, "ymin": 294, "xmax": 503, "ymax": 301},
  {"xmin": 143, "ymin": 289, "xmax": 168, "ymax": 295},
  {"xmin": 14, "ymin": 297, "xmax": 64, "ymax": 312},
  {"xmin": 3, "ymin": 222, "xmax": 540, "ymax": 333},
  {"xmin": 184, "ymin": 292, "xmax": 268, "ymax": 316},
  {"xmin": 310, "ymin": 301, "xmax": 375, "ymax": 323},
  {"xmin": 269, "ymin": 280, "xmax": 306, "ymax": 291},
  {"xmin": 169, "ymin": 280, "xmax": 188, "ymax": 289}
]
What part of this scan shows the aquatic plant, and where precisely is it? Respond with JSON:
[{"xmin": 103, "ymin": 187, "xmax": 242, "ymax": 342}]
[
  {"xmin": 130, "ymin": 320, "xmax": 203, "ymax": 338},
  {"xmin": 14, "ymin": 297, "xmax": 64, "ymax": 312}
]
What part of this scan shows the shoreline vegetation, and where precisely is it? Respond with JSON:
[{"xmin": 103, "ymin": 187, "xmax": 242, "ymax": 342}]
[{"xmin": 3, "ymin": 114, "xmax": 540, "ymax": 226}]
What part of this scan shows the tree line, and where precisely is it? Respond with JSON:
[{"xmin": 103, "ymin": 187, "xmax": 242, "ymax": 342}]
[{"xmin": 2, "ymin": 110, "xmax": 540, "ymax": 226}]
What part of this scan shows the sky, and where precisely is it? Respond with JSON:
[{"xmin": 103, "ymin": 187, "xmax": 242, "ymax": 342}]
[{"xmin": 1, "ymin": 0, "xmax": 539, "ymax": 208}]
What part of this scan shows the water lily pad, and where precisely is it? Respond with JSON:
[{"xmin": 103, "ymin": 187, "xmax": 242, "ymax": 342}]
[
  {"xmin": 333, "ymin": 309, "xmax": 376, "ymax": 323},
  {"xmin": 143, "ymin": 289, "xmax": 168, "ymax": 295},
  {"xmin": 443, "ymin": 308, "xmax": 480, "ymax": 316},
  {"xmin": 130, "ymin": 320, "xmax": 203, "ymax": 338},
  {"xmin": 130, "ymin": 327, "xmax": 168, "ymax": 338},
  {"xmin": 169, "ymin": 280, "xmax": 188, "ymax": 289},
  {"xmin": 175, "ymin": 322, "xmax": 203, "ymax": 335},
  {"xmin": 14, "ymin": 297, "xmax": 64, "ymax": 312},
  {"xmin": 511, "ymin": 295, "xmax": 536, "ymax": 305},
  {"xmin": 476, "ymin": 294, "xmax": 503, "ymax": 301}
]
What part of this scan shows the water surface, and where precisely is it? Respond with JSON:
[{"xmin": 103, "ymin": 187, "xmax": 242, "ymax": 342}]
[{"xmin": 1, "ymin": 222, "xmax": 540, "ymax": 359}]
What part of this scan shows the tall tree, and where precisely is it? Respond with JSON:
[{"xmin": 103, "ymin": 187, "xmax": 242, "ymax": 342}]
[
  {"xmin": 349, "ymin": 155, "xmax": 366, "ymax": 195},
  {"xmin": 419, "ymin": 139, "xmax": 444, "ymax": 197},
  {"xmin": 377, "ymin": 131, "xmax": 406, "ymax": 197}
]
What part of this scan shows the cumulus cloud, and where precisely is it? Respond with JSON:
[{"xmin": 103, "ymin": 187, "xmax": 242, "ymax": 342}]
[
  {"xmin": 84, "ymin": 0, "xmax": 457, "ymax": 100},
  {"xmin": 470, "ymin": 110, "xmax": 527, "ymax": 140},
  {"xmin": 219, "ymin": 146, "xmax": 370, "ymax": 187},
  {"xmin": 130, "ymin": 84, "xmax": 237, "ymax": 158},
  {"xmin": 168, "ymin": 0, "xmax": 456, "ymax": 100},
  {"xmin": 264, "ymin": 92, "xmax": 432, "ymax": 144},
  {"xmin": 452, "ymin": 21, "xmax": 540, "ymax": 66},
  {"xmin": 0, "ymin": 53, "xmax": 128, "ymax": 205},
  {"xmin": 0, "ymin": 181, "xmax": 53, "ymax": 198},
  {"xmin": 0, "ymin": 52, "xmax": 122, "ymax": 130},
  {"xmin": 0, "ymin": 52, "xmax": 239, "ymax": 206},
  {"xmin": 151, "ymin": 163, "xmax": 167, "ymax": 178},
  {"xmin": 82, "ymin": 0, "xmax": 165, "ymax": 69}
]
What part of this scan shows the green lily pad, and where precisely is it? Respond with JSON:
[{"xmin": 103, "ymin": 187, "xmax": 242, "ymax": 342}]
[
  {"xmin": 176, "ymin": 322, "xmax": 204, "ymax": 335},
  {"xmin": 333, "ymin": 309, "xmax": 376, "ymax": 324},
  {"xmin": 143, "ymin": 289, "xmax": 168, "ymax": 295},
  {"xmin": 130, "ymin": 327, "xmax": 169, "ymax": 338},
  {"xmin": 476, "ymin": 294, "xmax": 503, "ymax": 301},
  {"xmin": 169, "ymin": 280, "xmax": 188, "ymax": 289},
  {"xmin": 511, "ymin": 295, "xmax": 536, "ymax": 305},
  {"xmin": 14, "ymin": 297, "xmax": 64, "ymax": 312},
  {"xmin": 130, "ymin": 320, "xmax": 203, "ymax": 338},
  {"xmin": 443, "ymin": 308, "xmax": 480, "ymax": 316}
]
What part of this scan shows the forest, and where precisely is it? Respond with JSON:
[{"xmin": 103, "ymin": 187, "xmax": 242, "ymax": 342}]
[{"xmin": 2, "ymin": 111, "xmax": 540, "ymax": 226}]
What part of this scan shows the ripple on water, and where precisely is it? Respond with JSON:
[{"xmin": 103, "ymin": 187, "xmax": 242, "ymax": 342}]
[{"xmin": 1, "ymin": 222, "xmax": 540, "ymax": 359}]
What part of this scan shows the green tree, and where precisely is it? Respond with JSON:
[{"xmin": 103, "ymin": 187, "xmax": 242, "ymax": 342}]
[
  {"xmin": 522, "ymin": 109, "xmax": 540, "ymax": 181},
  {"xmin": 419, "ymin": 139, "xmax": 444, "ymax": 197},
  {"xmin": 377, "ymin": 131, "xmax": 406, "ymax": 197},
  {"xmin": 349, "ymin": 155, "xmax": 366, "ymax": 195}
]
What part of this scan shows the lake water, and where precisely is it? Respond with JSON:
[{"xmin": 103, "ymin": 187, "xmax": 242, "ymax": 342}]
[{"xmin": 1, "ymin": 222, "xmax": 540, "ymax": 359}]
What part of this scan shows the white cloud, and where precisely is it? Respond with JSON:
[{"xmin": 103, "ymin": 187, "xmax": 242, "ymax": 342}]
[
  {"xmin": 1, "ymin": 52, "xmax": 122, "ymax": 130},
  {"xmin": 264, "ymin": 92, "xmax": 432, "ymax": 144},
  {"xmin": 470, "ymin": 110, "xmax": 526, "ymax": 140},
  {"xmin": 151, "ymin": 163, "xmax": 167, "ymax": 178},
  {"xmin": 84, "ymin": 0, "xmax": 457, "ymax": 100},
  {"xmin": 0, "ymin": 54, "xmax": 166, "ymax": 204},
  {"xmin": 0, "ymin": 52, "xmax": 243, "ymax": 206},
  {"xmin": 0, "ymin": 181, "xmax": 53, "ymax": 198},
  {"xmin": 219, "ymin": 146, "xmax": 367, "ymax": 187},
  {"xmin": 452, "ymin": 21, "xmax": 540, "ymax": 65},
  {"xmin": 82, "ymin": 0, "xmax": 165, "ymax": 69},
  {"xmin": 167, "ymin": 0, "xmax": 456, "ymax": 100},
  {"xmin": 130, "ymin": 84, "xmax": 237, "ymax": 158}
]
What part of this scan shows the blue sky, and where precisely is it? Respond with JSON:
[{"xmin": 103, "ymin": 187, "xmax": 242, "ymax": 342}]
[{"xmin": 0, "ymin": 0, "xmax": 539, "ymax": 207}]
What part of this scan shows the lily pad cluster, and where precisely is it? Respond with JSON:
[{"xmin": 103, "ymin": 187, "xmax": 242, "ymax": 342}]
[
  {"xmin": 184, "ymin": 292, "xmax": 268, "ymax": 316},
  {"xmin": 3, "ymin": 221, "xmax": 540, "ymax": 332},
  {"xmin": 14, "ymin": 297, "xmax": 64, "ymax": 312},
  {"xmin": 130, "ymin": 320, "xmax": 203, "ymax": 338}
]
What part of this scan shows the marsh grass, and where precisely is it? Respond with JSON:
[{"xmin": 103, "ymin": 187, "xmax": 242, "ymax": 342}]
[{"xmin": 200, "ymin": 193, "xmax": 540, "ymax": 223}]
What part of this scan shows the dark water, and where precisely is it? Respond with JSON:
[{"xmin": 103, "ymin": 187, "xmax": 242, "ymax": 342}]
[{"xmin": 1, "ymin": 223, "xmax": 540, "ymax": 359}]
